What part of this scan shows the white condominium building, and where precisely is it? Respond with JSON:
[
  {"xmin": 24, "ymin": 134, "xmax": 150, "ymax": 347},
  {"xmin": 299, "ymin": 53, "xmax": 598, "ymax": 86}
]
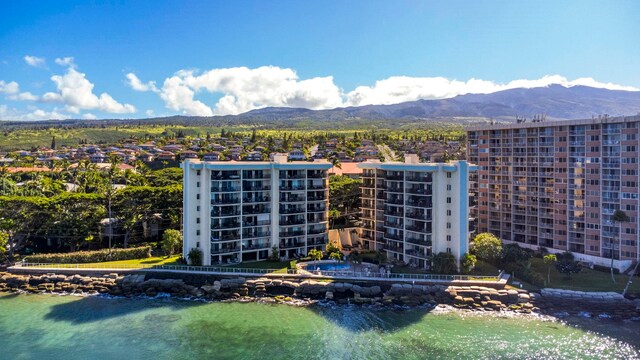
[
  {"xmin": 358, "ymin": 155, "xmax": 477, "ymax": 269},
  {"xmin": 182, "ymin": 154, "xmax": 332, "ymax": 266}
]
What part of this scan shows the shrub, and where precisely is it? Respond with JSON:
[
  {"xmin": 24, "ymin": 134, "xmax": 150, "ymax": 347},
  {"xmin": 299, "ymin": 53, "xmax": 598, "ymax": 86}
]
[
  {"xmin": 187, "ymin": 248, "xmax": 203, "ymax": 266},
  {"xmin": 24, "ymin": 246, "xmax": 151, "ymax": 264},
  {"xmin": 161, "ymin": 229, "xmax": 182, "ymax": 257},
  {"xmin": 308, "ymin": 249, "xmax": 323, "ymax": 261},
  {"xmin": 470, "ymin": 233, "xmax": 502, "ymax": 263},
  {"xmin": 460, "ymin": 253, "xmax": 477, "ymax": 274},
  {"xmin": 289, "ymin": 260, "xmax": 298, "ymax": 269},
  {"xmin": 432, "ymin": 252, "xmax": 458, "ymax": 274}
]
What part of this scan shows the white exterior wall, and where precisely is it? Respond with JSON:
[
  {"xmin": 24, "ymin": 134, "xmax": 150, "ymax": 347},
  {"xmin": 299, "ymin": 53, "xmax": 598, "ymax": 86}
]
[
  {"xmin": 182, "ymin": 158, "xmax": 331, "ymax": 266},
  {"xmin": 358, "ymin": 160, "xmax": 476, "ymax": 269}
]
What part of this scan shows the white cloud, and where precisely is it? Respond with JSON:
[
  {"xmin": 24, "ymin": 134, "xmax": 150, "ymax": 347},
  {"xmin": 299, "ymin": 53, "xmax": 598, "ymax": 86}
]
[
  {"xmin": 24, "ymin": 55, "xmax": 46, "ymax": 68},
  {"xmin": 151, "ymin": 67, "xmax": 639, "ymax": 116},
  {"xmin": 7, "ymin": 92, "xmax": 37, "ymax": 101},
  {"xmin": 54, "ymin": 57, "xmax": 75, "ymax": 68},
  {"xmin": 0, "ymin": 104, "xmax": 70, "ymax": 121},
  {"xmin": 82, "ymin": 113, "xmax": 97, "ymax": 119},
  {"xmin": 42, "ymin": 67, "xmax": 136, "ymax": 114},
  {"xmin": 0, "ymin": 80, "xmax": 38, "ymax": 101},
  {"xmin": 345, "ymin": 75, "xmax": 640, "ymax": 106},
  {"xmin": 125, "ymin": 73, "xmax": 159, "ymax": 92},
  {"xmin": 145, "ymin": 109, "xmax": 155, "ymax": 117},
  {"xmin": 158, "ymin": 66, "xmax": 343, "ymax": 116},
  {"xmin": 0, "ymin": 80, "xmax": 19, "ymax": 95}
]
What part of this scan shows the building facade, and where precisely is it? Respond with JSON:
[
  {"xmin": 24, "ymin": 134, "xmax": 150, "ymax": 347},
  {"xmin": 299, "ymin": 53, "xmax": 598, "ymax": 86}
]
[
  {"xmin": 467, "ymin": 115, "xmax": 640, "ymax": 269},
  {"xmin": 358, "ymin": 155, "xmax": 477, "ymax": 269},
  {"xmin": 183, "ymin": 154, "xmax": 332, "ymax": 266}
]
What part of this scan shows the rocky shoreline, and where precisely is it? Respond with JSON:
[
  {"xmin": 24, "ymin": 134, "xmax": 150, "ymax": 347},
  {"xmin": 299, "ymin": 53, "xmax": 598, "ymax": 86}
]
[{"xmin": 2, "ymin": 271, "xmax": 639, "ymax": 320}]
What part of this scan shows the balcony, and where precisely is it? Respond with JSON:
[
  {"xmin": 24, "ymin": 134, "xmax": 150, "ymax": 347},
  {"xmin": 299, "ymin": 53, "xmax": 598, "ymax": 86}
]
[
  {"xmin": 211, "ymin": 210, "xmax": 240, "ymax": 217},
  {"xmin": 211, "ymin": 187, "xmax": 240, "ymax": 193},
  {"xmin": 211, "ymin": 247, "xmax": 240, "ymax": 254},
  {"xmin": 212, "ymin": 221, "xmax": 240, "ymax": 230},
  {"xmin": 280, "ymin": 185, "xmax": 306, "ymax": 191},
  {"xmin": 242, "ymin": 231, "xmax": 271, "ymax": 239},
  {"xmin": 243, "ymin": 196, "xmax": 270, "ymax": 204},
  {"xmin": 280, "ymin": 206, "xmax": 306, "ymax": 214},
  {"xmin": 280, "ymin": 241, "xmax": 306, "ymax": 249},
  {"xmin": 280, "ymin": 196, "xmax": 306, "ymax": 203},
  {"xmin": 405, "ymin": 249, "xmax": 429, "ymax": 259},
  {"xmin": 280, "ymin": 230, "xmax": 305, "ymax": 237},
  {"xmin": 212, "ymin": 197, "xmax": 241, "ymax": 205},
  {"xmin": 406, "ymin": 237, "xmax": 432, "ymax": 247}
]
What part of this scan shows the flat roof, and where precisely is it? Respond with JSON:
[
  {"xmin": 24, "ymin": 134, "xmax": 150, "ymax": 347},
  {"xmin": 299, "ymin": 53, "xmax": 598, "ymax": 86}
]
[{"xmin": 466, "ymin": 114, "xmax": 640, "ymax": 131}]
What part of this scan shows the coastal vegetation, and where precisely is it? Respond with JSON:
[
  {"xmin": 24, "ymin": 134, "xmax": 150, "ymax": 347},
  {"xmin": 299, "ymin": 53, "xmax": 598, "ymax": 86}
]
[{"xmin": 23, "ymin": 246, "xmax": 151, "ymax": 264}]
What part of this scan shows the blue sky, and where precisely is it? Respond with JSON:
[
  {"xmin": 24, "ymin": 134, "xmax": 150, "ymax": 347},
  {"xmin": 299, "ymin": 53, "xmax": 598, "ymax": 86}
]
[{"xmin": 1, "ymin": 0, "xmax": 639, "ymax": 120}]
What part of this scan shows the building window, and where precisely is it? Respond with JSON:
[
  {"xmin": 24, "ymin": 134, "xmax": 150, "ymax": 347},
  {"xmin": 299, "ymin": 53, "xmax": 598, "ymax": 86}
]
[
  {"xmin": 197, "ymin": 181, "xmax": 200, "ymax": 188},
  {"xmin": 196, "ymin": 170, "xmax": 201, "ymax": 176},
  {"xmin": 196, "ymin": 242, "xmax": 200, "ymax": 248},
  {"xmin": 446, "ymin": 172, "xmax": 452, "ymax": 178},
  {"xmin": 196, "ymin": 230, "xmax": 200, "ymax": 236},
  {"xmin": 446, "ymin": 247, "xmax": 452, "ymax": 254},
  {"xmin": 196, "ymin": 205, "xmax": 200, "ymax": 211},
  {"xmin": 446, "ymin": 197, "xmax": 452, "ymax": 204},
  {"xmin": 196, "ymin": 194, "xmax": 200, "ymax": 200},
  {"xmin": 446, "ymin": 184, "xmax": 452, "ymax": 191},
  {"xmin": 447, "ymin": 210, "xmax": 452, "ymax": 216},
  {"xmin": 446, "ymin": 235, "xmax": 451, "ymax": 242},
  {"xmin": 196, "ymin": 218, "xmax": 200, "ymax": 224},
  {"xmin": 446, "ymin": 222, "xmax": 451, "ymax": 229}
]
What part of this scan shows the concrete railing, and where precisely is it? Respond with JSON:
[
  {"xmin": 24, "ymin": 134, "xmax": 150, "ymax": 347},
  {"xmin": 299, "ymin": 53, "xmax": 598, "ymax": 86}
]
[
  {"xmin": 13, "ymin": 262, "xmax": 504, "ymax": 282},
  {"xmin": 14, "ymin": 262, "xmax": 298, "ymax": 275}
]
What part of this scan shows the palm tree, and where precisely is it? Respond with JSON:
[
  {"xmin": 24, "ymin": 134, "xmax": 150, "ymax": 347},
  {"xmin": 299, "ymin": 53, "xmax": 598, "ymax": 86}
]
[{"xmin": 611, "ymin": 210, "xmax": 630, "ymax": 284}]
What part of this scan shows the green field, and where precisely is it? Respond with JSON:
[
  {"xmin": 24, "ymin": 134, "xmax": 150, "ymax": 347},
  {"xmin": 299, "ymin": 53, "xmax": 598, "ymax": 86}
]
[{"xmin": 512, "ymin": 257, "xmax": 640, "ymax": 293}]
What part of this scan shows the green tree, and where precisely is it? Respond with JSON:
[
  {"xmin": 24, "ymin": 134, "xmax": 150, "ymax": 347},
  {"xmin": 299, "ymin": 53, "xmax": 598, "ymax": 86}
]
[
  {"xmin": 471, "ymin": 233, "xmax": 502, "ymax": 264},
  {"xmin": 611, "ymin": 210, "xmax": 629, "ymax": 284},
  {"xmin": 161, "ymin": 229, "xmax": 182, "ymax": 257},
  {"xmin": 188, "ymin": 247, "xmax": 203, "ymax": 266},
  {"xmin": 328, "ymin": 251, "xmax": 343, "ymax": 261},
  {"xmin": 432, "ymin": 252, "xmax": 457, "ymax": 274},
  {"xmin": 460, "ymin": 253, "xmax": 477, "ymax": 274},
  {"xmin": 0, "ymin": 229, "xmax": 8, "ymax": 259},
  {"xmin": 543, "ymin": 254, "xmax": 557, "ymax": 285},
  {"xmin": 308, "ymin": 249, "xmax": 323, "ymax": 261},
  {"xmin": 555, "ymin": 259, "xmax": 581, "ymax": 279}
]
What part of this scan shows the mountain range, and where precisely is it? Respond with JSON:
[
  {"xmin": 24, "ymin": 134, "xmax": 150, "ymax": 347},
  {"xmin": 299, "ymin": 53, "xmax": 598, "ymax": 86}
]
[
  {"xmin": 241, "ymin": 84, "xmax": 640, "ymax": 122},
  {"xmin": 2, "ymin": 84, "xmax": 640, "ymax": 127}
]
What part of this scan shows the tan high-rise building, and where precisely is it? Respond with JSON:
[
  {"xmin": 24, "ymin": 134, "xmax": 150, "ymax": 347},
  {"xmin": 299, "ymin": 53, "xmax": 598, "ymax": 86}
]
[{"xmin": 467, "ymin": 115, "xmax": 640, "ymax": 270}]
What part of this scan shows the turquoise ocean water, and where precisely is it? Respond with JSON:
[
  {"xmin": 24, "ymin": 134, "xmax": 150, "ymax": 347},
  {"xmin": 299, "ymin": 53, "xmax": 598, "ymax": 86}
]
[{"xmin": 0, "ymin": 293, "xmax": 638, "ymax": 360}]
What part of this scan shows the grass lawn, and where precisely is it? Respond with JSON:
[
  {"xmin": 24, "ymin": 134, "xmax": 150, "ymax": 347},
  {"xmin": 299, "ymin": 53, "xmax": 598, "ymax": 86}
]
[
  {"xmin": 86, "ymin": 255, "xmax": 182, "ymax": 268},
  {"xmin": 513, "ymin": 257, "xmax": 640, "ymax": 294},
  {"xmin": 26, "ymin": 255, "xmax": 182, "ymax": 269}
]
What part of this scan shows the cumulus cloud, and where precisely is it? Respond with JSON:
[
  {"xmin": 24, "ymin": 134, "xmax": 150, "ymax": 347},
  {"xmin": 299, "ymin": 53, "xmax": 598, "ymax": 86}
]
[
  {"xmin": 345, "ymin": 75, "xmax": 640, "ymax": 106},
  {"xmin": 42, "ymin": 67, "xmax": 136, "ymax": 114},
  {"xmin": 82, "ymin": 113, "xmax": 97, "ymax": 119},
  {"xmin": 24, "ymin": 55, "xmax": 46, "ymax": 68},
  {"xmin": 0, "ymin": 80, "xmax": 20, "ymax": 95},
  {"xmin": 0, "ymin": 80, "xmax": 38, "ymax": 101},
  {"xmin": 0, "ymin": 104, "xmax": 70, "ymax": 121},
  {"xmin": 158, "ymin": 66, "xmax": 343, "ymax": 116},
  {"xmin": 54, "ymin": 57, "xmax": 75, "ymax": 68},
  {"xmin": 145, "ymin": 109, "xmax": 155, "ymax": 117},
  {"xmin": 126, "ymin": 73, "xmax": 159, "ymax": 92},
  {"xmin": 149, "ymin": 68, "xmax": 638, "ymax": 115}
]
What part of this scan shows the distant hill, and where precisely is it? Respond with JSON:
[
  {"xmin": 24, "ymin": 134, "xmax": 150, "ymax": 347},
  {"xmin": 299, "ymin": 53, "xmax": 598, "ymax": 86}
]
[
  {"xmin": 241, "ymin": 84, "xmax": 640, "ymax": 121},
  {"xmin": 2, "ymin": 84, "xmax": 639, "ymax": 128}
]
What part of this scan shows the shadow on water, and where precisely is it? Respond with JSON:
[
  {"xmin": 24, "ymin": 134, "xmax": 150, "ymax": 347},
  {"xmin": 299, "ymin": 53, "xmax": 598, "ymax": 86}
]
[
  {"xmin": 307, "ymin": 303, "xmax": 436, "ymax": 333},
  {"xmin": 553, "ymin": 315, "xmax": 640, "ymax": 348},
  {"xmin": 43, "ymin": 295, "xmax": 206, "ymax": 324}
]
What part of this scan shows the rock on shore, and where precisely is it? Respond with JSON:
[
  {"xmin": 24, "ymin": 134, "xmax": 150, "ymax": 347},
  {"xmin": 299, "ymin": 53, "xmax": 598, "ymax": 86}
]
[{"xmin": 1, "ymin": 272, "xmax": 639, "ymax": 318}]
